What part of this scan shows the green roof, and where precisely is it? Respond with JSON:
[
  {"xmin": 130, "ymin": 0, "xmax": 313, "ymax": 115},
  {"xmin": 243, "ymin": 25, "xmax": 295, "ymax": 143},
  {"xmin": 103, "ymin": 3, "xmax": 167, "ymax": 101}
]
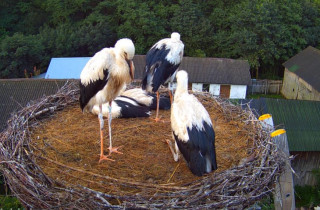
[
  {"xmin": 266, "ymin": 99, "xmax": 320, "ymax": 152},
  {"xmin": 239, "ymin": 98, "xmax": 320, "ymax": 152}
]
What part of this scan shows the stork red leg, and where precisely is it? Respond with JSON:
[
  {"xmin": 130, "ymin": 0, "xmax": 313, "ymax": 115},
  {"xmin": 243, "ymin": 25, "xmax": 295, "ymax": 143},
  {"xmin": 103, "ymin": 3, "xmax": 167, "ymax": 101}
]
[
  {"xmin": 154, "ymin": 91, "xmax": 161, "ymax": 122},
  {"xmin": 98, "ymin": 105, "xmax": 114, "ymax": 163},
  {"xmin": 107, "ymin": 101, "xmax": 123, "ymax": 155},
  {"xmin": 169, "ymin": 89, "xmax": 173, "ymax": 104}
]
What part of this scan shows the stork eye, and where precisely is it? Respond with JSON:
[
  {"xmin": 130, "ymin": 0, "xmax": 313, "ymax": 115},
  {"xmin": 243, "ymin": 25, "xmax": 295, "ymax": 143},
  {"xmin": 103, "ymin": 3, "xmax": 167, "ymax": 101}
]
[{"xmin": 124, "ymin": 52, "xmax": 128, "ymax": 58}]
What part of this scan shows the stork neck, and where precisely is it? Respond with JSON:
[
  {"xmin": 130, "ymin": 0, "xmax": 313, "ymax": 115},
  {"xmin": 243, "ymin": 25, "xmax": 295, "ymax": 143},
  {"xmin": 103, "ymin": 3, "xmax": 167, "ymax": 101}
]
[{"xmin": 175, "ymin": 82, "xmax": 188, "ymax": 99}]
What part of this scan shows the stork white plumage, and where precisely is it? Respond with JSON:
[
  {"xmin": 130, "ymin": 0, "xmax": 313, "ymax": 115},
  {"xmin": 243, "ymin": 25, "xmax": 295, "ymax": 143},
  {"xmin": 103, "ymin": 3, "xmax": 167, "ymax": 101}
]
[
  {"xmin": 91, "ymin": 96, "xmax": 151, "ymax": 119},
  {"xmin": 142, "ymin": 32, "xmax": 184, "ymax": 121},
  {"xmin": 91, "ymin": 88, "xmax": 171, "ymax": 119},
  {"xmin": 167, "ymin": 70, "xmax": 217, "ymax": 176},
  {"xmin": 79, "ymin": 38, "xmax": 135, "ymax": 163},
  {"xmin": 120, "ymin": 88, "xmax": 171, "ymax": 111}
]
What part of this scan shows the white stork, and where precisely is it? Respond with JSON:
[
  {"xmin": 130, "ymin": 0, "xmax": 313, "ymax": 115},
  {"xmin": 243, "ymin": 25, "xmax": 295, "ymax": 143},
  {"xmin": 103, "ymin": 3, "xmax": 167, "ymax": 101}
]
[
  {"xmin": 91, "ymin": 96, "xmax": 151, "ymax": 119},
  {"xmin": 142, "ymin": 32, "xmax": 184, "ymax": 121},
  {"xmin": 91, "ymin": 88, "xmax": 170, "ymax": 119},
  {"xmin": 167, "ymin": 70, "xmax": 217, "ymax": 176},
  {"xmin": 120, "ymin": 88, "xmax": 171, "ymax": 111},
  {"xmin": 79, "ymin": 38, "xmax": 135, "ymax": 163}
]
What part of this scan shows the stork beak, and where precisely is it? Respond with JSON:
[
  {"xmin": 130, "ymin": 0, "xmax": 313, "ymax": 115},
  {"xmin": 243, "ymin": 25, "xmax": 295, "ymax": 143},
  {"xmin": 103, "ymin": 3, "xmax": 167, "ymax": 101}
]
[{"xmin": 127, "ymin": 60, "xmax": 135, "ymax": 81}]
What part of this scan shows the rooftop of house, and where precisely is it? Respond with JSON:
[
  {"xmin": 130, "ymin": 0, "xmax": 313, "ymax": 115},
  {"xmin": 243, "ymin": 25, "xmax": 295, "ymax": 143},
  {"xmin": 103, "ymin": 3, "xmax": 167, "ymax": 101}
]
[
  {"xmin": 283, "ymin": 46, "xmax": 320, "ymax": 92},
  {"xmin": 45, "ymin": 55, "xmax": 251, "ymax": 85}
]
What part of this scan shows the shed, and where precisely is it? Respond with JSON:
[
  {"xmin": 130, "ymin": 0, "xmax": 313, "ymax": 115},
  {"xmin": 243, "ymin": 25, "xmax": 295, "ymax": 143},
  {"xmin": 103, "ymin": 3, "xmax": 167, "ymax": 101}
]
[
  {"xmin": 281, "ymin": 46, "xmax": 320, "ymax": 101},
  {"xmin": 239, "ymin": 98, "xmax": 320, "ymax": 186},
  {"xmin": 181, "ymin": 57, "xmax": 251, "ymax": 99},
  {"xmin": 109, "ymin": 55, "xmax": 252, "ymax": 99}
]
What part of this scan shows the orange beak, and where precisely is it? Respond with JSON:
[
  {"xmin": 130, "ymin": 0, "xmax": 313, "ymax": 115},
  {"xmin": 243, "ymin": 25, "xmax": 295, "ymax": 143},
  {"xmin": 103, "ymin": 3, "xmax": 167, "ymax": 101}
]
[{"xmin": 127, "ymin": 60, "xmax": 135, "ymax": 81}]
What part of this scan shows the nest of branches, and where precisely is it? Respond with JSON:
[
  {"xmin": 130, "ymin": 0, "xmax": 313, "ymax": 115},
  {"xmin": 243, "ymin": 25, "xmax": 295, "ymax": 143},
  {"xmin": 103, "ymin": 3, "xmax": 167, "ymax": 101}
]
[{"xmin": 0, "ymin": 81, "xmax": 287, "ymax": 209}]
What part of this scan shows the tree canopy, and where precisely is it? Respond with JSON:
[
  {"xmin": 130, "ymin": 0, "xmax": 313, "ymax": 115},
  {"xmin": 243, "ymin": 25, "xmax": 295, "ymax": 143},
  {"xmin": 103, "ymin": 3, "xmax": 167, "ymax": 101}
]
[{"xmin": 1, "ymin": 0, "xmax": 320, "ymax": 79}]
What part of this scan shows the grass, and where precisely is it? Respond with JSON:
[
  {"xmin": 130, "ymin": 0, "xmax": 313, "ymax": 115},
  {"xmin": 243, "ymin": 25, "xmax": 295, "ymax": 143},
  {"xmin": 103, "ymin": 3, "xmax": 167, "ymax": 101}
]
[{"xmin": 0, "ymin": 173, "xmax": 23, "ymax": 209}]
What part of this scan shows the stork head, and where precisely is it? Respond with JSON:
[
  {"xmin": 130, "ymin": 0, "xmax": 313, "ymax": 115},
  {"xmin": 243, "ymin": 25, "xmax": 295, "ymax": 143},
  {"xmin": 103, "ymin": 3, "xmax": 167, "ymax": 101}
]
[
  {"xmin": 115, "ymin": 38, "xmax": 135, "ymax": 80},
  {"xmin": 176, "ymin": 70, "xmax": 188, "ymax": 92},
  {"xmin": 171, "ymin": 32, "xmax": 181, "ymax": 41}
]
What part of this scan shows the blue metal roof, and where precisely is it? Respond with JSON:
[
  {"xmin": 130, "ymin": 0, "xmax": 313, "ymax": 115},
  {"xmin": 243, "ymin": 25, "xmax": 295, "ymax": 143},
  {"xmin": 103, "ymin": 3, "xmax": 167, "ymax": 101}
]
[{"xmin": 45, "ymin": 57, "xmax": 91, "ymax": 79}]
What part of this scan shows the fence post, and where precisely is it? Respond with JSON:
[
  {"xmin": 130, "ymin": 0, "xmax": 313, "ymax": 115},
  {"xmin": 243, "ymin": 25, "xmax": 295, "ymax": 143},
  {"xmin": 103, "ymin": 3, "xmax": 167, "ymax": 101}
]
[{"xmin": 259, "ymin": 114, "xmax": 295, "ymax": 210}]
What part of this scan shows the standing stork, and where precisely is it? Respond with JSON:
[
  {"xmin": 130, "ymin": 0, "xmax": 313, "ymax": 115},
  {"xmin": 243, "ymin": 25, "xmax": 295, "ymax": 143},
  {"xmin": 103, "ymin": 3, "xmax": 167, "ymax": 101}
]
[
  {"xmin": 167, "ymin": 70, "xmax": 217, "ymax": 176},
  {"xmin": 142, "ymin": 32, "xmax": 184, "ymax": 121},
  {"xmin": 79, "ymin": 38, "xmax": 135, "ymax": 163}
]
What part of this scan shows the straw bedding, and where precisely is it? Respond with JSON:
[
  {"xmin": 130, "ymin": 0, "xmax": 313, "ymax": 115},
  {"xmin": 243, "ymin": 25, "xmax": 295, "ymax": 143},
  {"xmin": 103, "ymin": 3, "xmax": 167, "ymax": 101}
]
[{"xmin": 0, "ymin": 81, "xmax": 286, "ymax": 209}]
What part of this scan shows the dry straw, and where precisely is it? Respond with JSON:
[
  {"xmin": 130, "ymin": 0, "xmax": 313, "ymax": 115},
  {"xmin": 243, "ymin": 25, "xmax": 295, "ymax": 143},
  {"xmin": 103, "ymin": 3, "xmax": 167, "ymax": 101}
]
[{"xmin": 0, "ymin": 81, "xmax": 287, "ymax": 209}]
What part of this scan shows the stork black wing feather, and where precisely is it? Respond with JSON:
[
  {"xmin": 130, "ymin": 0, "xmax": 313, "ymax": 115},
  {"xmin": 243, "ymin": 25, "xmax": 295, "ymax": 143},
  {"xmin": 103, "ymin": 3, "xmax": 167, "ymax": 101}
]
[
  {"xmin": 142, "ymin": 45, "xmax": 179, "ymax": 92},
  {"xmin": 114, "ymin": 98, "xmax": 150, "ymax": 118},
  {"xmin": 173, "ymin": 121, "xmax": 217, "ymax": 176},
  {"xmin": 79, "ymin": 69, "xmax": 109, "ymax": 111}
]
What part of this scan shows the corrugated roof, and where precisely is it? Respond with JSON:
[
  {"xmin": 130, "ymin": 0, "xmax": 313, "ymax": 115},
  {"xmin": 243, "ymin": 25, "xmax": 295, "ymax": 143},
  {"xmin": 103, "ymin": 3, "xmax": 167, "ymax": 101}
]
[
  {"xmin": 134, "ymin": 56, "xmax": 251, "ymax": 85},
  {"xmin": 181, "ymin": 57, "xmax": 251, "ymax": 85},
  {"xmin": 45, "ymin": 56, "xmax": 251, "ymax": 85},
  {"xmin": 0, "ymin": 79, "xmax": 71, "ymax": 132},
  {"xmin": 266, "ymin": 99, "xmax": 320, "ymax": 152},
  {"xmin": 283, "ymin": 46, "xmax": 320, "ymax": 92},
  {"xmin": 239, "ymin": 98, "xmax": 320, "ymax": 152}
]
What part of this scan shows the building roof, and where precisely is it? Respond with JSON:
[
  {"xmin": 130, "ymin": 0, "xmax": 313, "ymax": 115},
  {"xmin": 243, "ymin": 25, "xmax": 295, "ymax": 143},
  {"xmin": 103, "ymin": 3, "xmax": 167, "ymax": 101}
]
[
  {"xmin": 45, "ymin": 56, "xmax": 251, "ymax": 85},
  {"xmin": 181, "ymin": 57, "xmax": 251, "ymax": 85},
  {"xmin": 283, "ymin": 46, "xmax": 320, "ymax": 92},
  {"xmin": 239, "ymin": 98, "xmax": 320, "ymax": 152},
  {"xmin": 45, "ymin": 57, "xmax": 91, "ymax": 79},
  {"xmin": 133, "ymin": 55, "xmax": 251, "ymax": 85},
  {"xmin": 0, "ymin": 79, "xmax": 70, "ymax": 132}
]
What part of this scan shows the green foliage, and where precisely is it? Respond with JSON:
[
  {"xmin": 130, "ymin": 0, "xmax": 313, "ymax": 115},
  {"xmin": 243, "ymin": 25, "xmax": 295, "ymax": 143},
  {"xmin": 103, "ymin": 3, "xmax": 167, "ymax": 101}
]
[
  {"xmin": 0, "ymin": 173, "xmax": 23, "ymax": 209},
  {"xmin": 114, "ymin": 0, "xmax": 169, "ymax": 54},
  {"xmin": 0, "ymin": 195, "xmax": 24, "ymax": 209},
  {"xmin": 255, "ymin": 194, "xmax": 275, "ymax": 210},
  {"xmin": 295, "ymin": 168, "xmax": 320, "ymax": 208},
  {"xmin": 295, "ymin": 185, "xmax": 320, "ymax": 207},
  {"xmin": 0, "ymin": 33, "xmax": 44, "ymax": 78},
  {"xmin": 1, "ymin": 0, "xmax": 320, "ymax": 79}
]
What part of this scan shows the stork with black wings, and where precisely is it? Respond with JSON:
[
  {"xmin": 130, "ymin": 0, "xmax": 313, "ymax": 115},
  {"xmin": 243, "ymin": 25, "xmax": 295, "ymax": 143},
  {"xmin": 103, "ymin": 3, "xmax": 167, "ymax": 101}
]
[
  {"xmin": 79, "ymin": 38, "xmax": 135, "ymax": 163},
  {"xmin": 142, "ymin": 32, "xmax": 184, "ymax": 121},
  {"xmin": 167, "ymin": 70, "xmax": 218, "ymax": 176}
]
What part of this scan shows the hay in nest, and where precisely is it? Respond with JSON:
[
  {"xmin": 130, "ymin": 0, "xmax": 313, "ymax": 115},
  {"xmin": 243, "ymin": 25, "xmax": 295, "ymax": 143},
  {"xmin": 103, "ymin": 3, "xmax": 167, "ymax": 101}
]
[{"xmin": 0, "ymin": 81, "xmax": 287, "ymax": 209}]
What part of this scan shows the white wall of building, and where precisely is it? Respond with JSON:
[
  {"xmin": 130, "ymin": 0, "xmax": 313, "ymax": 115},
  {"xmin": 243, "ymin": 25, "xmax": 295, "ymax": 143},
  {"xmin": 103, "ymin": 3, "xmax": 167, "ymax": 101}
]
[
  {"xmin": 209, "ymin": 84, "xmax": 220, "ymax": 96},
  {"xmin": 230, "ymin": 85, "xmax": 247, "ymax": 99},
  {"xmin": 192, "ymin": 83, "xmax": 203, "ymax": 92},
  {"xmin": 171, "ymin": 82, "xmax": 247, "ymax": 99}
]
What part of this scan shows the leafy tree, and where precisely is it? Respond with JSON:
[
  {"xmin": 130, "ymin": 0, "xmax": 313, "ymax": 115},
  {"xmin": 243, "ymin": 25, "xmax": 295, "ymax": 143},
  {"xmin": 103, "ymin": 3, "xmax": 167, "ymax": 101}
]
[
  {"xmin": 300, "ymin": 1, "xmax": 320, "ymax": 48},
  {"xmin": 114, "ymin": 0, "xmax": 169, "ymax": 54},
  {"xmin": 169, "ymin": 0, "xmax": 212, "ymax": 57},
  {"xmin": 0, "ymin": 33, "xmax": 44, "ymax": 78},
  {"xmin": 1, "ymin": 0, "xmax": 320, "ymax": 79}
]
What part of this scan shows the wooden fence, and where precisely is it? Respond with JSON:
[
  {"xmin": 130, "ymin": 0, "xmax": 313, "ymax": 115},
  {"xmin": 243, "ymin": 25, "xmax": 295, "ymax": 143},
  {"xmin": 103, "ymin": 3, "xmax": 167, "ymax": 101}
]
[{"xmin": 248, "ymin": 79, "xmax": 283, "ymax": 95}]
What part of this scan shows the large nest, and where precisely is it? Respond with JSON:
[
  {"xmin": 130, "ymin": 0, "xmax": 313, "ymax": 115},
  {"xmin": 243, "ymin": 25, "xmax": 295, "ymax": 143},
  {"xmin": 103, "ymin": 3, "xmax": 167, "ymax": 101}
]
[{"xmin": 0, "ymin": 81, "xmax": 287, "ymax": 209}]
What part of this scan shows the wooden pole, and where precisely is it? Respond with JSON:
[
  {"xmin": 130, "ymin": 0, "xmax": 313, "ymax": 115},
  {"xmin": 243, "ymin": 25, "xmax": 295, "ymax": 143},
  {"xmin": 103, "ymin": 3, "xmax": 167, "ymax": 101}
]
[{"xmin": 259, "ymin": 115, "xmax": 295, "ymax": 210}]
